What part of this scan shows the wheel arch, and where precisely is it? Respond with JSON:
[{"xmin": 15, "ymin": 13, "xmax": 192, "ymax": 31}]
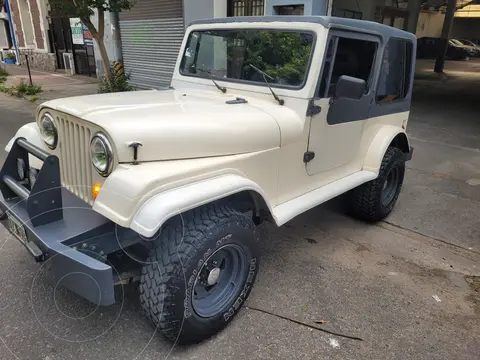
[
  {"xmin": 390, "ymin": 132, "xmax": 410, "ymax": 153},
  {"xmin": 362, "ymin": 126, "xmax": 410, "ymax": 174},
  {"xmin": 130, "ymin": 174, "xmax": 275, "ymax": 238}
]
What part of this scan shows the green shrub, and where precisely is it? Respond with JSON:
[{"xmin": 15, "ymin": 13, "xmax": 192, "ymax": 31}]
[
  {"xmin": 0, "ymin": 67, "xmax": 9, "ymax": 78},
  {"xmin": 0, "ymin": 80, "xmax": 42, "ymax": 97},
  {"xmin": 15, "ymin": 80, "xmax": 42, "ymax": 95},
  {"xmin": 5, "ymin": 52, "xmax": 16, "ymax": 60},
  {"xmin": 0, "ymin": 67, "xmax": 8, "ymax": 84},
  {"xmin": 98, "ymin": 67, "xmax": 135, "ymax": 93}
]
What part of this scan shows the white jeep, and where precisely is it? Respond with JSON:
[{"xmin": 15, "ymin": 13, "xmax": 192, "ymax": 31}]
[{"xmin": 0, "ymin": 16, "xmax": 415, "ymax": 343}]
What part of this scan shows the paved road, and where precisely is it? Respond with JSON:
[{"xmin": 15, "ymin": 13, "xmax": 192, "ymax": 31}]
[{"xmin": 0, "ymin": 70, "xmax": 479, "ymax": 359}]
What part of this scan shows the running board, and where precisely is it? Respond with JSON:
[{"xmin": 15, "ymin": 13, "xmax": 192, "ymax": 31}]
[{"xmin": 273, "ymin": 171, "xmax": 377, "ymax": 226}]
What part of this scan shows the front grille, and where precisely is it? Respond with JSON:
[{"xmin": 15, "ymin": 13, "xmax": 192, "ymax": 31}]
[{"xmin": 56, "ymin": 115, "xmax": 95, "ymax": 204}]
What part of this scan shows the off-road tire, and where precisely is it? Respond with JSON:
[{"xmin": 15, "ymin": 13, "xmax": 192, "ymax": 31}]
[
  {"xmin": 139, "ymin": 203, "xmax": 260, "ymax": 344},
  {"xmin": 349, "ymin": 147, "xmax": 405, "ymax": 222}
]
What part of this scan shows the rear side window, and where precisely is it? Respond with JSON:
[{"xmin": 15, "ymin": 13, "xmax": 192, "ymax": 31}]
[
  {"xmin": 318, "ymin": 36, "xmax": 377, "ymax": 98},
  {"xmin": 376, "ymin": 38, "xmax": 413, "ymax": 103}
]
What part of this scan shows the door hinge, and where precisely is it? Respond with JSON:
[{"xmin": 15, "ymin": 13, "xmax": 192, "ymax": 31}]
[
  {"xmin": 303, "ymin": 151, "xmax": 315, "ymax": 163},
  {"xmin": 306, "ymin": 100, "xmax": 321, "ymax": 116}
]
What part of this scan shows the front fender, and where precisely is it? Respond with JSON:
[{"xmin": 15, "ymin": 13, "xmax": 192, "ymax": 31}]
[
  {"xmin": 362, "ymin": 125, "xmax": 410, "ymax": 174},
  {"xmin": 130, "ymin": 174, "xmax": 274, "ymax": 238},
  {"xmin": 5, "ymin": 123, "xmax": 47, "ymax": 169}
]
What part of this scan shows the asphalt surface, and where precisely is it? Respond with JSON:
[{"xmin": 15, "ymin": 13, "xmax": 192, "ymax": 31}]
[{"xmin": 0, "ymin": 61, "xmax": 479, "ymax": 359}]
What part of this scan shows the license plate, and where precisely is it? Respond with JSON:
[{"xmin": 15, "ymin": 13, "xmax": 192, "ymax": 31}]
[{"xmin": 7, "ymin": 214, "xmax": 28, "ymax": 244}]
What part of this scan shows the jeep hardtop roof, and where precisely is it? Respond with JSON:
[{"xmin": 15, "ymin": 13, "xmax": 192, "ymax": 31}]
[{"xmin": 190, "ymin": 16, "xmax": 416, "ymax": 43}]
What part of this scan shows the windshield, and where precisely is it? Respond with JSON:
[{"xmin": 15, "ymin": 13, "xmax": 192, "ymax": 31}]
[{"xmin": 179, "ymin": 29, "xmax": 314, "ymax": 88}]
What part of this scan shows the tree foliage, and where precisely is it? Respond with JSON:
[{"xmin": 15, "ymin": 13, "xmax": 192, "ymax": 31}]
[
  {"xmin": 49, "ymin": 0, "xmax": 135, "ymax": 21},
  {"xmin": 193, "ymin": 30, "xmax": 312, "ymax": 86},
  {"xmin": 241, "ymin": 31, "xmax": 313, "ymax": 85}
]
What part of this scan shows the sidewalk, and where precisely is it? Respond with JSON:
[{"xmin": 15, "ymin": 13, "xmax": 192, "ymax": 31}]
[{"xmin": 0, "ymin": 63, "xmax": 99, "ymax": 102}]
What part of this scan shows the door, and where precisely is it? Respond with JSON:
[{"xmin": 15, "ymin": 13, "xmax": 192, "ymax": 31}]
[
  {"xmin": 306, "ymin": 31, "xmax": 379, "ymax": 176},
  {"xmin": 49, "ymin": 17, "xmax": 73, "ymax": 70}
]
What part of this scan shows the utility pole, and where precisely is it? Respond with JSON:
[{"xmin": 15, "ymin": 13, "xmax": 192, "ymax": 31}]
[
  {"xmin": 434, "ymin": 0, "xmax": 457, "ymax": 73},
  {"xmin": 4, "ymin": 0, "xmax": 20, "ymax": 64}
]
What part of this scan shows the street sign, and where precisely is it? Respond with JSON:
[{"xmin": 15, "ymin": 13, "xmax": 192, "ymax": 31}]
[
  {"xmin": 83, "ymin": 24, "xmax": 94, "ymax": 46},
  {"xmin": 70, "ymin": 18, "xmax": 84, "ymax": 45}
]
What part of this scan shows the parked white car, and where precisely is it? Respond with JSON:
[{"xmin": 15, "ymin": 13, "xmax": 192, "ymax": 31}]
[{"xmin": 0, "ymin": 16, "xmax": 415, "ymax": 344}]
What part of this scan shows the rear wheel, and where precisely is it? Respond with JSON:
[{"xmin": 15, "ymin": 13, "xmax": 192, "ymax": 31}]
[
  {"xmin": 349, "ymin": 147, "xmax": 405, "ymax": 222},
  {"xmin": 139, "ymin": 203, "xmax": 260, "ymax": 344}
]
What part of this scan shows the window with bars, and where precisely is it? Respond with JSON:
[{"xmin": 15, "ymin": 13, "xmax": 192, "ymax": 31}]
[{"xmin": 228, "ymin": 0, "xmax": 265, "ymax": 16}]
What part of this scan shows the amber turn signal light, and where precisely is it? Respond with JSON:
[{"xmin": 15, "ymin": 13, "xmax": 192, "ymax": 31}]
[{"xmin": 92, "ymin": 183, "xmax": 102, "ymax": 199}]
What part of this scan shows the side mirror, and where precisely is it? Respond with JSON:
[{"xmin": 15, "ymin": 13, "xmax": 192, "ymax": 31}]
[{"xmin": 335, "ymin": 75, "xmax": 366, "ymax": 100}]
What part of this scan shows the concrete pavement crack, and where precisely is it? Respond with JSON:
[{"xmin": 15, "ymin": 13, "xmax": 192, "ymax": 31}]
[
  {"xmin": 408, "ymin": 136, "xmax": 480, "ymax": 153},
  {"xmin": 379, "ymin": 221, "xmax": 480, "ymax": 257},
  {"xmin": 245, "ymin": 306, "xmax": 364, "ymax": 341}
]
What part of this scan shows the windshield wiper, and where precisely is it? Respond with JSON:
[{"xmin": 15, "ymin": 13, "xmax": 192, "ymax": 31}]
[
  {"xmin": 248, "ymin": 64, "xmax": 284, "ymax": 106},
  {"xmin": 197, "ymin": 68, "xmax": 226, "ymax": 93}
]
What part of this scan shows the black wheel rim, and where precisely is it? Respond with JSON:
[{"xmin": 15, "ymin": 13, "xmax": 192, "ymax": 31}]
[
  {"xmin": 192, "ymin": 244, "xmax": 248, "ymax": 318},
  {"xmin": 381, "ymin": 166, "xmax": 401, "ymax": 207}
]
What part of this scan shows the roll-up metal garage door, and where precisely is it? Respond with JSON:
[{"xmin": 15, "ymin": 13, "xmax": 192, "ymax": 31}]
[{"xmin": 119, "ymin": 0, "xmax": 184, "ymax": 88}]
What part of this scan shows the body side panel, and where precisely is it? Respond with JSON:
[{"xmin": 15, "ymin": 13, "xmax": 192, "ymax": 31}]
[{"xmin": 92, "ymin": 149, "xmax": 280, "ymax": 227}]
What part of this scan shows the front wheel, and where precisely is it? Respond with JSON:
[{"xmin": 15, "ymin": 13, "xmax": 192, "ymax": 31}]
[
  {"xmin": 349, "ymin": 147, "xmax": 405, "ymax": 222},
  {"xmin": 139, "ymin": 204, "xmax": 260, "ymax": 344}
]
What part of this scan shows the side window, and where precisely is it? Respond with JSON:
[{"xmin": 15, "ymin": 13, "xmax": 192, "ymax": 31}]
[
  {"xmin": 376, "ymin": 38, "xmax": 413, "ymax": 103},
  {"xmin": 318, "ymin": 36, "xmax": 377, "ymax": 98}
]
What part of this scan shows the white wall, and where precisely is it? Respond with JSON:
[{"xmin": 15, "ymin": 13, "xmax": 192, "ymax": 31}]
[
  {"xmin": 91, "ymin": 10, "xmax": 121, "ymax": 77},
  {"xmin": 184, "ymin": 0, "xmax": 214, "ymax": 27},
  {"xmin": 416, "ymin": 11, "xmax": 444, "ymax": 38},
  {"xmin": 0, "ymin": 21, "xmax": 9, "ymax": 48},
  {"xmin": 18, "ymin": 0, "xmax": 34, "ymax": 47},
  {"xmin": 213, "ymin": 0, "xmax": 227, "ymax": 17},
  {"xmin": 265, "ymin": 0, "xmax": 329, "ymax": 16},
  {"xmin": 37, "ymin": 0, "xmax": 51, "ymax": 51}
]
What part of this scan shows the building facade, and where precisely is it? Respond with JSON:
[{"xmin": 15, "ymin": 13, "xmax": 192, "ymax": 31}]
[
  {"xmin": 118, "ymin": 0, "xmax": 267, "ymax": 88},
  {"xmin": 1, "ymin": 4, "xmax": 13, "ymax": 53},
  {"xmin": 7, "ymin": 0, "xmax": 55, "ymax": 71},
  {"xmin": 452, "ymin": 4, "xmax": 480, "ymax": 42},
  {"xmin": 2, "ymin": 0, "xmax": 106, "ymax": 76}
]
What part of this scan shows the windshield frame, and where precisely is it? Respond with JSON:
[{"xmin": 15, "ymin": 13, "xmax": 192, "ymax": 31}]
[{"xmin": 178, "ymin": 27, "xmax": 317, "ymax": 91}]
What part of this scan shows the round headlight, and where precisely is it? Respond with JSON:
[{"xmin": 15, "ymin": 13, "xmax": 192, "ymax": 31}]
[
  {"xmin": 90, "ymin": 133, "xmax": 113, "ymax": 176},
  {"xmin": 39, "ymin": 113, "xmax": 58, "ymax": 149}
]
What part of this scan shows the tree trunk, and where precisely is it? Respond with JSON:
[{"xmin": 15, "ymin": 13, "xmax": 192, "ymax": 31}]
[
  {"xmin": 96, "ymin": 37, "xmax": 111, "ymax": 79},
  {"xmin": 82, "ymin": 10, "xmax": 111, "ymax": 81}
]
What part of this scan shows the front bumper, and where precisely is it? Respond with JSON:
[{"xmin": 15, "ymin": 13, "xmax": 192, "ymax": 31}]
[{"xmin": 0, "ymin": 138, "xmax": 136, "ymax": 306}]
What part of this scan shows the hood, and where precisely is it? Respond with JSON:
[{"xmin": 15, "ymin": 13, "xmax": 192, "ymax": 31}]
[{"xmin": 40, "ymin": 89, "xmax": 281, "ymax": 162}]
